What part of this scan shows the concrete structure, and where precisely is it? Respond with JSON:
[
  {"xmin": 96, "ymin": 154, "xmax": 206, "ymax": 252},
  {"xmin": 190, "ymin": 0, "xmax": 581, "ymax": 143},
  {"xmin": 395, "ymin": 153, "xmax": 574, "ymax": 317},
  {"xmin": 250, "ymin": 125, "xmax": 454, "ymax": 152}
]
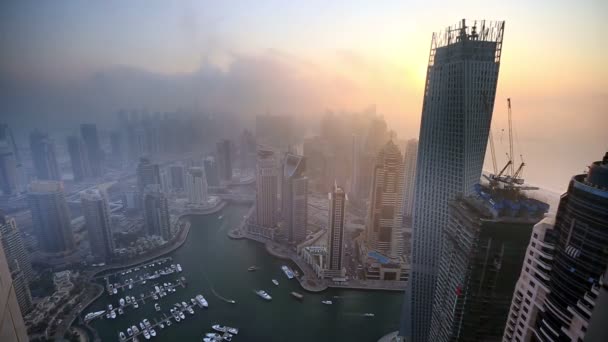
[
  {"xmin": 185, "ymin": 167, "xmax": 208, "ymax": 205},
  {"xmin": 28, "ymin": 181, "xmax": 74, "ymax": 253},
  {"xmin": 81, "ymin": 188, "xmax": 115, "ymax": 262},
  {"xmin": 29, "ymin": 130, "xmax": 60, "ymax": 181},
  {"xmin": 533, "ymin": 152, "xmax": 608, "ymax": 341},
  {"xmin": 255, "ymin": 149, "xmax": 278, "ymax": 228},
  {"xmin": 204, "ymin": 156, "xmax": 220, "ymax": 187},
  {"xmin": 401, "ymin": 19, "xmax": 505, "ymax": 341},
  {"xmin": 80, "ymin": 123, "xmax": 103, "ymax": 177},
  {"xmin": 216, "ymin": 139, "xmax": 233, "ymax": 182},
  {"xmin": 282, "ymin": 153, "xmax": 307, "ymax": 243},
  {"xmin": 326, "ymin": 184, "xmax": 346, "ymax": 278},
  {"xmin": 366, "ymin": 140, "xmax": 405, "ymax": 259},
  {"xmin": 428, "ymin": 184, "xmax": 547, "ymax": 342},
  {"xmin": 169, "ymin": 164, "xmax": 185, "ymax": 191},
  {"xmin": 0, "ymin": 214, "xmax": 33, "ymax": 315},
  {"xmin": 503, "ymin": 217, "xmax": 556, "ymax": 341},
  {"xmin": 66, "ymin": 135, "xmax": 91, "ymax": 182},
  {"xmin": 401, "ymin": 139, "xmax": 418, "ymax": 220},
  {"xmin": 136, "ymin": 157, "xmax": 161, "ymax": 192},
  {"xmin": 143, "ymin": 187, "xmax": 171, "ymax": 240},
  {"xmin": 0, "ymin": 234, "xmax": 29, "ymax": 342}
]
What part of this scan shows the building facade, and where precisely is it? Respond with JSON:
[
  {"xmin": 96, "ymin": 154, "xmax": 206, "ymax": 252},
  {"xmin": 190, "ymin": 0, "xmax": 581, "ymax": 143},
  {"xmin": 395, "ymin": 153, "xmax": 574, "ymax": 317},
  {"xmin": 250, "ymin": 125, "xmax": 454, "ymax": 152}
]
[
  {"xmin": 204, "ymin": 156, "xmax": 220, "ymax": 187},
  {"xmin": 185, "ymin": 167, "xmax": 208, "ymax": 205},
  {"xmin": 136, "ymin": 157, "xmax": 161, "ymax": 192},
  {"xmin": 143, "ymin": 188, "xmax": 171, "ymax": 240},
  {"xmin": 67, "ymin": 136, "xmax": 91, "ymax": 182},
  {"xmin": 282, "ymin": 154, "xmax": 307, "ymax": 243},
  {"xmin": 169, "ymin": 164, "xmax": 185, "ymax": 191},
  {"xmin": 428, "ymin": 184, "xmax": 547, "ymax": 342},
  {"xmin": 80, "ymin": 124, "xmax": 103, "ymax": 177},
  {"xmin": 0, "ymin": 215, "xmax": 34, "ymax": 315},
  {"xmin": 366, "ymin": 140, "xmax": 405, "ymax": 259},
  {"xmin": 29, "ymin": 131, "xmax": 60, "ymax": 181},
  {"xmin": 401, "ymin": 139, "xmax": 418, "ymax": 220},
  {"xmin": 255, "ymin": 149, "xmax": 278, "ymax": 228},
  {"xmin": 533, "ymin": 153, "xmax": 608, "ymax": 341},
  {"xmin": 326, "ymin": 184, "xmax": 346, "ymax": 278},
  {"xmin": 503, "ymin": 217, "xmax": 557, "ymax": 341},
  {"xmin": 81, "ymin": 189, "xmax": 115, "ymax": 262},
  {"xmin": 28, "ymin": 181, "xmax": 74, "ymax": 253},
  {"xmin": 0, "ymin": 237, "xmax": 29, "ymax": 342},
  {"xmin": 401, "ymin": 19, "xmax": 505, "ymax": 341},
  {"xmin": 216, "ymin": 139, "xmax": 233, "ymax": 182}
]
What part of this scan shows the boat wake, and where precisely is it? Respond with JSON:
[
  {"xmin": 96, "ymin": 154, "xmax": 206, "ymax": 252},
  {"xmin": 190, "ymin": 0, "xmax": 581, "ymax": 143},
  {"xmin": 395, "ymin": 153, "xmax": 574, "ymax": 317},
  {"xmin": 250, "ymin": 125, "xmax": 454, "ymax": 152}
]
[{"xmin": 201, "ymin": 269, "xmax": 236, "ymax": 304}]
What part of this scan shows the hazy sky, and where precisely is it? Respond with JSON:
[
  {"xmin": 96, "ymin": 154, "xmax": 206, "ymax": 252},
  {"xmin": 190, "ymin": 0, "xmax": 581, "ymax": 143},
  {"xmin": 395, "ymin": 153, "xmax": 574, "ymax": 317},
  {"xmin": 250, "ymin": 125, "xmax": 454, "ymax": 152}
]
[{"xmin": 1, "ymin": 0, "xmax": 606, "ymax": 191}]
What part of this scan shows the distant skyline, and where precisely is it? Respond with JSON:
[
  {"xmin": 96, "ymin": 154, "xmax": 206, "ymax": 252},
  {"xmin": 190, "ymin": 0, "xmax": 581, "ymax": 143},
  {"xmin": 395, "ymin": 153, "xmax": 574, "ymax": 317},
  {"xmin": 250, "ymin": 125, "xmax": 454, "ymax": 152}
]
[{"xmin": 1, "ymin": 1, "xmax": 606, "ymax": 192}]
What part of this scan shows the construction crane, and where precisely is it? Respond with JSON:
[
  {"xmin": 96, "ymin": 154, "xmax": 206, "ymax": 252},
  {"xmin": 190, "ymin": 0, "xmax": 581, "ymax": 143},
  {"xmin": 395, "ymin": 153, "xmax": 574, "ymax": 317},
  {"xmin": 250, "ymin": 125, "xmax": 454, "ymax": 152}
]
[{"xmin": 507, "ymin": 98, "xmax": 515, "ymax": 176}]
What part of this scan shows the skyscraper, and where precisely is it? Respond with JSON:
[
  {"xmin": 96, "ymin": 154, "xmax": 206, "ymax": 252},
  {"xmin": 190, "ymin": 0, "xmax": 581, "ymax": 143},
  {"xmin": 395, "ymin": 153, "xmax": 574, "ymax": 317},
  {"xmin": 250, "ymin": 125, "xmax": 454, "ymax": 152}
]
[
  {"xmin": 185, "ymin": 167, "xmax": 208, "ymax": 205},
  {"xmin": 282, "ymin": 154, "xmax": 307, "ymax": 243},
  {"xmin": 326, "ymin": 184, "xmax": 346, "ymax": 278},
  {"xmin": 366, "ymin": 140, "xmax": 405, "ymax": 259},
  {"xmin": 401, "ymin": 139, "xmax": 418, "ymax": 220},
  {"xmin": 169, "ymin": 164, "xmax": 185, "ymax": 191},
  {"xmin": 204, "ymin": 156, "xmax": 220, "ymax": 187},
  {"xmin": 532, "ymin": 152, "xmax": 608, "ymax": 341},
  {"xmin": 428, "ymin": 184, "xmax": 547, "ymax": 341},
  {"xmin": 81, "ymin": 189, "xmax": 114, "ymax": 262},
  {"xmin": 136, "ymin": 157, "xmax": 161, "ymax": 192},
  {"xmin": 67, "ymin": 135, "xmax": 91, "ymax": 182},
  {"xmin": 256, "ymin": 149, "xmax": 278, "ymax": 228},
  {"xmin": 216, "ymin": 139, "xmax": 233, "ymax": 182},
  {"xmin": 503, "ymin": 217, "xmax": 557, "ymax": 341},
  {"xmin": 0, "ymin": 234, "xmax": 29, "ymax": 342},
  {"xmin": 80, "ymin": 123, "xmax": 103, "ymax": 177},
  {"xmin": 28, "ymin": 180, "xmax": 74, "ymax": 253},
  {"xmin": 0, "ymin": 141, "xmax": 18, "ymax": 195},
  {"xmin": 143, "ymin": 187, "xmax": 171, "ymax": 240},
  {"xmin": 0, "ymin": 214, "xmax": 34, "ymax": 315},
  {"xmin": 401, "ymin": 19, "xmax": 505, "ymax": 341},
  {"xmin": 29, "ymin": 131, "xmax": 60, "ymax": 181},
  {"xmin": 239, "ymin": 129, "xmax": 256, "ymax": 171}
]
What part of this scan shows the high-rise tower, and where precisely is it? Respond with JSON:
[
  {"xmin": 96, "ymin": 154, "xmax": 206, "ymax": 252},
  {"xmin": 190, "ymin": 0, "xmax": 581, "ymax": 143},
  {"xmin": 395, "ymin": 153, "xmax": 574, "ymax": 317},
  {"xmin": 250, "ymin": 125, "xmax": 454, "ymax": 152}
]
[
  {"xmin": 81, "ymin": 188, "xmax": 114, "ymax": 262},
  {"xmin": 366, "ymin": 140, "xmax": 405, "ymax": 259},
  {"xmin": 185, "ymin": 167, "xmax": 208, "ymax": 205},
  {"xmin": 29, "ymin": 131, "xmax": 60, "ymax": 181},
  {"xmin": 28, "ymin": 180, "xmax": 74, "ymax": 253},
  {"xmin": 326, "ymin": 184, "xmax": 346, "ymax": 278},
  {"xmin": 143, "ymin": 187, "xmax": 171, "ymax": 240},
  {"xmin": 400, "ymin": 19, "xmax": 505, "ymax": 341},
  {"xmin": 216, "ymin": 139, "xmax": 233, "ymax": 182},
  {"xmin": 401, "ymin": 139, "xmax": 418, "ymax": 220},
  {"xmin": 282, "ymin": 153, "xmax": 307, "ymax": 243},
  {"xmin": 136, "ymin": 157, "xmax": 161, "ymax": 193},
  {"xmin": 80, "ymin": 123, "xmax": 103, "ymax": 177},
  {"xmin": 0, "ymin": 233, "xmax": 29, "ymax": 341},
  {"xmin": 256, "ymin": 149, "xmax": 278, "ymax": 228},
  {"xmin": 67, "ymin": 136, "xmax": 91, "ymax": 182}
]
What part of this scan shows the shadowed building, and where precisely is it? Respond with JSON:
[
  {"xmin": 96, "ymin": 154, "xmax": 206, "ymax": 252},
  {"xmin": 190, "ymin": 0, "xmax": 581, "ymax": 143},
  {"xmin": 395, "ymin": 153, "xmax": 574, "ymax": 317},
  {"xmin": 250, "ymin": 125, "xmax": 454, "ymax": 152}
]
[
  {"xmin": 80, "ymin": 123, "xmax": 103, "ymax": 177},
  {"xmin": 67, "ymin": 136, "xmax": 91, "ymax": 182},
  {"xmin": 0, "ymin": 234, "xmax": 29, "ymax": 341},
  {"xmin": 81, "ymin": 189, "xmax": 115, "ymax": 263},
  {"xmin": 216, "ymin": 139, "xmax": 233, "ymax": 182},
  {"xmin": 27, "ymin": 181, "xmax": 74, "ymax": 253},
  {"xmin": 282, "ymin": 153, "xmax": 307, "ymax": 243},
  {"xmin": 143, "ymin": 187, "xmax": 171, "ymax": 240},
  {"xmin": 256, "ymin": 149, "xmax": 278, "ymax": 228},
  {"xmin": 326, "ymin": 184, "xmax": 346, "ymax": 278},
  {"xmin": 29, "ymin": 131, "xmax": 60, "ymax": 181}
]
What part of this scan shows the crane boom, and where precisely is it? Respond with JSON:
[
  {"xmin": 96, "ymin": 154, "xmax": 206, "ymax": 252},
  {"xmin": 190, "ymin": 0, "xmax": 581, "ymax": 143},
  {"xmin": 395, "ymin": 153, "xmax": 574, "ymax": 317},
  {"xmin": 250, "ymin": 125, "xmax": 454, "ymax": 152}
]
[
  {"xmin": 482, "ymin": 92, "xmax": 498, "ymax": 175},
  {"xmin": 507, "ymin": 98, "xmax": 514, "ymax": 176}
]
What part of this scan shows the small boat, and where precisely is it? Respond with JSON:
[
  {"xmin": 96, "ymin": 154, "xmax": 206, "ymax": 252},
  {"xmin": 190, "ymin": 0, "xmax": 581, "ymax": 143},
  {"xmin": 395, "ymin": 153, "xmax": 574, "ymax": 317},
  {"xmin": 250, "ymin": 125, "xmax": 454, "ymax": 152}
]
[
  {"xmin": 133, "ymin": 301, "xmax": 139, "ymax": 309},
  {"xmin": 166, "ymin": 320, "xmax": 172, "ymax": 326},
  {"xmin": 176, "ymin": 264, "xmax": 183, "ymax": 272},
  {"xmin": 255, "ymin": 290, "xmax": 272, "ymax": 301},
  {"xmin": 126, "ymin": 296, "xmax": 132, "ymax": 304},
  {"xmin": 281, "ymin": 265, "xmax": 295, "ymax": 279},
  {"xmin": 139, "ymin": 322, "xmax": 146, "ymax": 330},
  {"xmin": 106, "ymin": 313, "xmax": 110, "ymax": 319},
  {"xmin": 119, "ymin": 298, "xmax": 125, "ymax": 306},
  {"xmin": 132, "ymin": 325, "xmax": 139, "ymax": 334},
  {"xmin": 179, "ymin": 311, "xmax": 185, "ymax": 319},
  {"xmin": 119, "ymin": 331, "xmax": 126, "ymax": 341},
  {"xmin": 127, "ymin": 328, "xmax": 133, "ymax": 336},
  {"xmin": 191, "ymin": 298, "xmax": 197, "ymax": 306},
  {"xmin": 143, "ymin": 318, "xmax": 151, "ymax": 328},
  {"xmin": 206, "ymin": 333, "xmax": 222, "ymax": 338},
  {"xmin": 143, "ymin": 330, "xmax": 150, "ymax": 340},
  {"xmin": 181, "ymin": 301, "xmax": 188, "ymax": 308},
  {"xmin": 150, "ymin": 329, "xmax": 156, "ymax": 337},
  {"xmin": 113, "ymin": 288, "xmax": 118, "ymax": 294},
  {"xmin": 212, "ymin": 325, "xmax": 239, "ymax": 335},
  {"xmin": 272, "ymin": 279, "xmax": 279, "ymax": 286},
  {"xmin": 108, "ymin": 304, "xmax": 113, "ymax": 310},
  {"xmin": 223, "ymin": 333, "xmax": 233, "ymax": 342},
  {"xmin": 153, "ymin": 294, "xmax": 159, "ymax": 300},
  {"xmin": 196, "ymin": 295, "xmax": 209, "ymax": 308},
  {"xmin": 84, "ymin": 310, "xmax": 105, "ymax": 321},
  {"xmin": 291, "ymin": 292, "xmax": 304, "ymax": 300},
  {"xmin": 155, "ymin": 303, "xmax": 161, "ymax": 312},
  {"xmin": 218, "ymin": 215, "xmax": 223, "ymax": 219},
  {"xmin": 118, "ymin": 308, "xmax": 124, "ymax": 315},
  {"xmin": 364, "ymin": 313, "xmax": 375, "ymax": 317},
  {"xmin": 321, "ymin": 300, "xmax": 333, "ymax": 305},
  {"xmin": 203, "ymin": 338, "xmax": 218, "ymax": 342},
  {"xmin": 159, "ymin": 323, "xmax": 164, "ymax": 329},
  {"xmin": 110, "ymin": 310, "xmax": 117, "ymax": 319},
  {"xmin": 247, "ymin": 266, "xmax": 257, "ymax": 272},
  {"xmin": 188, "ymin": 306, "xmax": 194, "ymax": 315}
]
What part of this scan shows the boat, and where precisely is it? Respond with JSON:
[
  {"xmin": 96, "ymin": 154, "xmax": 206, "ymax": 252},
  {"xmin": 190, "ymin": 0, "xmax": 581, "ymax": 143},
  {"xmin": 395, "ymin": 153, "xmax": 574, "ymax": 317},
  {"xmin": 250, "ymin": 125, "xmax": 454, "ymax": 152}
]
[
  {"xmin": 118, "ymin": 308, "xmax": 124, "ymax": 315},
  {"xmin": 84, "ymin": 310, "xmax": 105, "ymax": 321},
  {"xmin": 155, "ymin": 303, "xmax": 161, "ymax": 312},
  {"xmin": 206, "ymin": 333, "xmax": 222, "ymax": 338},
  {"xmin": 110, "ymin": 310, "xmax": 117, "ymax": 319},
  {"xmin": 119, "ymin": 298, "xmax": 125, "ymax": 306},
  {"xmin": 322, "ymin": 300, "xmax": 333, "ymax": 305},
  {"xmin": 255, "ymin": 290, "xmax": 272, "ymax": 300},
  {"xmin": 143, "ymin": 318, "xmax": 151, "ymax": 328},
  {"xmin": 218, "ymin": 215, "xmax": 223, "ymax": 219},
  {"xmin": 187, "ymin": 306, "xmax": 194, "ymax": 315},
  {"xmin": 212, "ymin": 325, "xmax": 239, "ymax": 335},
  {"xmin": 128, "ymin": 284, "xmax": 133, "ymax": 290},
  {"xmin": 127, "ymin": 328, "xmax": 133, "ymax": 336},
  {"xmin": 143, "ymin": 330, "xmax": 150, "ymax": 340},
  {"xmin": 166, "ymin": 320, "xmax": 172, "ymax": 326},
  {"xmin": 126, "ymin": 296, "xmax": 132, "ymax": 304},
  {"xmin": 139, "ymin": 322, "xmax": 146, "ymax": 330},
  {"xmin": 176, "ymin": 264, "xmax": 183, "ymax": 272},
  {"xmin": 113, "ymin": 288, "xmax": 118, "ymax": 294},
  {"xmin": 364, "ymin": 313, "xmax": 375, "ymax": 317},
  {"xmin": 203, "ymin": 338, "xmax": 219, "ymax": 342},
  {"xmin": 191, "ymin": 298, "xmax": 196, "ymax": 306},
  {"xmin": 132, "ymin": 325, "xmax": 139, "ymax": 334},
  {"xmin": 272, "ymin": 279, "xmax": 279, "ymax": 286},
  {"xmin": 281, "ymin": 265, "xmax": 295, "ymax": 279},
  {"xmin": 150, "ymin": 329, "xmax": 156, "ymax": 337},
  {"xmin": 196, "ymin": 294, "xmax": 209, "ymax": 308},
  {"xmin": 179, "ymin": 311, "xmax": 185, "ymax": 319},
  {"xmin": 181, "ymin": 301, "xmax": 188, "ymax": 308},
  {"xmin": 223, "ymin": 333, "xmax": 233, "ymax": 342},
  {"xmin": 247, "ymin": 266, "xmax": 257, "ymax": 272},
  {"xmin": 291, "ymin": 292, "xmax": 304, "ymax": 300},
  {"xmin": 153, "ymin": 294, "xmax": 158, "ymax": 300},
  {"xmin": 159, "ymin": 323, "xmax": 164, "ymax": 329},
  {"xmin": 108, "ymin": 304, "xmax": 113, "ymax": 310},
  {"xmin": 133, "ymin": 301, "xmax": 139, "ymax": 309},
  {"xmin": 119, "ymin": 331, "xmax": 126, "ymax": 341}
]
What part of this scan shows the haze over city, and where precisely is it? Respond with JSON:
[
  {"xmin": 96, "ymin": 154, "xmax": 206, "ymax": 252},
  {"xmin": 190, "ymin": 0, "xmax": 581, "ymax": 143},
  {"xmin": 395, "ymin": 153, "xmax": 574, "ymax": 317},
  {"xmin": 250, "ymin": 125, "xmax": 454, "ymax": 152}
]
[{"xmin": 0, "ymin": 2, "xmax": 607, "ymax": 342}]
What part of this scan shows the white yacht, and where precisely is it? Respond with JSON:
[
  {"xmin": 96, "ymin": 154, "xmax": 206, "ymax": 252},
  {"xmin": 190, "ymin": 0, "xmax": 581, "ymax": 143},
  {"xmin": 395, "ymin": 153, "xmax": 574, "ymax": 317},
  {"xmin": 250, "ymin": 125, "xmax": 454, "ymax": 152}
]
[
  {"xmin": 272, "ymin": 279, "xmax": 279, "ymax": 286},
  {"xmin": 321, "ymin": 300, "xmax": 333, "ymax": 305},
  {"xmin": 132, "ymin": 325, "xmax": 140, "ymax": 334},
  {"xmin": 281, "ymin": 265, "xmax": 295, "ymax": 279},
  {"xmin": 133, "ymin": 301, "xmax": 139, "ymax": 309},
  {"xmin": 143, "ymin": 318, "xmax": 151, "ymax": 328},
  {"xmin": 126, "ymin": 296, "xmax": 131, "ymax": 304},
  {"xmin": 196, "ymin": 294, "xmax": 209, "ymax": 308},
  {"xmin": 179, "ymin": 311, "xmax": 185, "ymax": 320},
  {"xmin": 118, "ymin": 308, "xmax": 124, "ymax": 315},
  {"xmin": 150, "ymin": 329, "xmax": 156, "ymax": 337},
  {"xmin": 364, "ymin": 313, "xmax": 375, "ymax": 317},
  {"xmin": 139, "ymin": 322, "xmax": 146, "ymax": 330},
  {"xmin": 119, "ymin": 298, "xmax": 125, "ymax": 306},
  {"xmin": 255, "ymin": 290, "xmax": 272, "ymax": 301},
  {"xmin": 84, "ymin": 310, "xmax": 105, "ymax": 321},
  {"xmin": 113, "ymin": 288, "xmax": 118, "ymax": 295},
  {"xmin": 119, "ymin": 331, "xmax": 126, "ymax": 341},
  {"xmin": 143, "ymin": 330, "xmax": 150, "ymax": 340},
  {"xmin": 187, "ymin": 306, "xmax": 194, "ymax": 315},
  {"xmin": 127, "ymin": 327, "xmax": 133, "ymax": 336},
  {"xmin": 155, "ymin": 303, "xmax": 161, "ymax": 312},
  {"xmin": 212, "ymin": 325, "xmax": 239, "ymax": 335},
  {"xmin": 110, "ymin": 310, "xmax": 117, "ymax": 319},
  {"xmin": 176, "ymin": 264, "xmax": 183, "ymax": 272}
]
